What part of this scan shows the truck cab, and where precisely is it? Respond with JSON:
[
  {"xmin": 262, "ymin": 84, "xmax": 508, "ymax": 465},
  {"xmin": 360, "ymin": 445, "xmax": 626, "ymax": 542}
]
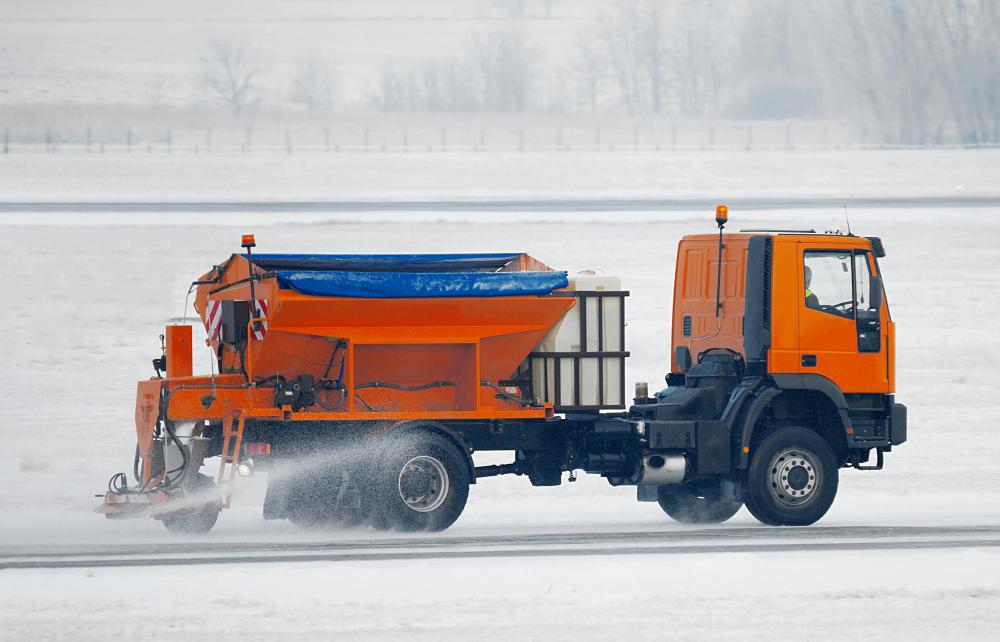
[
  {"xmin": 628, "ymin": 226, "xmax": 906, "ymax": 525},
  {"xmin": 673, "ymin": 231, "xmax": 894, "ymax": 391}
]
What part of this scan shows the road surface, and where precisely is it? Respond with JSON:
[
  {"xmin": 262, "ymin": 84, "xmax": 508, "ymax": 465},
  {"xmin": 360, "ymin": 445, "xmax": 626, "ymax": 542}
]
[
  {"xmin": 3, "ymin": 525, "xmax": 998, "ymax": 569},
  {"xmin": 1, "ymin": 196, "xmax": 999, "ymax": 212}
]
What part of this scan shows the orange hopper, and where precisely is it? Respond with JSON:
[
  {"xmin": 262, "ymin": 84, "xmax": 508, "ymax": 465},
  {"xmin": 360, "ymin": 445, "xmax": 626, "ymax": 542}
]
[{"xmin": 180, "ymin": 252, "xmax": 575, "ymax": 421}]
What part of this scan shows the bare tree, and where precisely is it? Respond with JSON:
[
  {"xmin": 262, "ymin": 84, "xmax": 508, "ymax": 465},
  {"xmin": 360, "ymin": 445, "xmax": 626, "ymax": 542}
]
[
  {"xmin": 828, "ymin": 0, "xmax": 946, "ymax": 145},
  {"xmin": 593, "ymin": 0, "xmax": 673, "ymax": 115},
  {"xmin": 492, "ymin": 0, "xmax": 527, "ymax": 19},
  {"xmin": 730, "ymin": 0, "xmax": 818, "ymax": 118},
  {"xmin": 570, "ymin": 27, "xmax": 605, "ymax": 111},
  {"xmin": 680, "ymin": 0, "xmax": 738, "ymax": 116},
  {"xmin": 598, "ymin": 1, "xmax": 644, "ymax": 114},
  {"xmin": 198, "ymin": 38, "xmax": 265, "ymax": 117},
  {"xmin": 935, "ymin": 0, "xmax": 1000, "ymax": 144},
  {"xmin": 370, "ymin": 61, "xmax": 409, "ymax": 112},
  {"xmin": 290, "ymin": 56, "xmax": 337, "ymax": 113},
  {"xmin": 469, "ymin": 29, "xmax": 538, "ymax": 111}
]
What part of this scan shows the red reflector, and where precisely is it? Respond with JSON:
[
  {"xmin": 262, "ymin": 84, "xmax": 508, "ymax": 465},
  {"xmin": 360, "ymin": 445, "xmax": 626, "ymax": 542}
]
[{"xmin": 245, "ymin": 442, "xmax": 272, "ymax": 456}]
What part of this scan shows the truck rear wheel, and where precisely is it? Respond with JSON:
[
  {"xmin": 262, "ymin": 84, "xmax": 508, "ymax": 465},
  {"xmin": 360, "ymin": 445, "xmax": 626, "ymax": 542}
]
[
  {"xmin": 161, "ymin": 473, "xmax": 221, "ymax": 534},
  {"xmin": 744, "ymin": 426, "xmax": 838, "ymax": 526},
  {"xmin": 657, "ymin": 482, "xmax": 742, "ymax": 524},
  {"xmin": 372, "ymin": 432, "xmax": 470, "ymax": 532}
]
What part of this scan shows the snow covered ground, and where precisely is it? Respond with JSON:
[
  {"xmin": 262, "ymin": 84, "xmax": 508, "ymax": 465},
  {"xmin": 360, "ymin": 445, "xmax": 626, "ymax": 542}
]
[
  {"xmin": 3, "ymin": 548, "xmax": 999, "ymax": 641},
  {"xmin": 2, "ymin": 149, "xmax": 998, "ymax": 201},
  {"xmin": 1, "ymin": 176, "xmax": 999, "ymax": 638}
]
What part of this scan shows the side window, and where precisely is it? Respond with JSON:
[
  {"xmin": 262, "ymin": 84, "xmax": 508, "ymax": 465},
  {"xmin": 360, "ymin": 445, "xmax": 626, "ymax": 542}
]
[
  {"xmin": 854, "ymin": 252, "xmax": 877, "ymax": 318},
  {"xmin": 803, "ymin": 251, "xmax": 854, "ymax": 318}
]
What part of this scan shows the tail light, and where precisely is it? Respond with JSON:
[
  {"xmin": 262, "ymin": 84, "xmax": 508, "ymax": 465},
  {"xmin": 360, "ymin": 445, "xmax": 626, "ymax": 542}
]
[{"xmin": 244, "ymin": 442, "xmax": 272, "ymax": 457}]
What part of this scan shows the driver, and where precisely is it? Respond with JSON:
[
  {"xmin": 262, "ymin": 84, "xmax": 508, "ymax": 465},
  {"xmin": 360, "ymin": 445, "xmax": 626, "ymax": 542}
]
[{"xmin": 804, "ymin": 265, "xmax": 820, "ymax": 308}]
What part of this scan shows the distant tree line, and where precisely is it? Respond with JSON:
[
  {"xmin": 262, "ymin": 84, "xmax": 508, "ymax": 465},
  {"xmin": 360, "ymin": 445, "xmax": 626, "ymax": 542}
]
[{"xmin": 196, "ymin": 0, "xmax": 1000, "ymax": 145}]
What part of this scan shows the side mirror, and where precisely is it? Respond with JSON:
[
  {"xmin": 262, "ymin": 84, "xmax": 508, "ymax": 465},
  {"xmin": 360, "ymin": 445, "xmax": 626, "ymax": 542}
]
[{"xmin": 870, "ymin": 276, "xmax": 884, "ymax": 309}]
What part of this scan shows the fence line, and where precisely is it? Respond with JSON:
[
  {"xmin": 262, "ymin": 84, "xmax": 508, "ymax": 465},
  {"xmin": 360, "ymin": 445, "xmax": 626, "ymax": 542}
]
[{"xmin": 2, "ymin": 122, "xmax": 997, "ymax": 155}]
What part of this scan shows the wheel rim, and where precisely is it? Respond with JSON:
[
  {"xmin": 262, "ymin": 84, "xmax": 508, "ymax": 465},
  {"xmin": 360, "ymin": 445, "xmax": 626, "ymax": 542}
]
[
  {"xmin": 767, "ymin": 448, "xmax": 820, "ymax": 507},
  {"xmin": 397, "ymin": 455, "xmax": 449, "ymax": 513}
]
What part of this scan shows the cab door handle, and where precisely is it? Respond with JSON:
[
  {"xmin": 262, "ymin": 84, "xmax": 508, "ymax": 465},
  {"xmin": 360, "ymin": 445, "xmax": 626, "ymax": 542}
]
[{"xmin": 802, "ymin": 354, "xmax": 817, "ymax": 367}]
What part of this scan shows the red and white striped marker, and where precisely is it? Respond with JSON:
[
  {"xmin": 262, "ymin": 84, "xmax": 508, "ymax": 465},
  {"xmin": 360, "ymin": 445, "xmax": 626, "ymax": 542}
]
[
  {"xmin": 204, "ymin": 300, "xmax": 222, "ymax": 341},
  {"xmin": 203, "ymin": 299, "xmax": 268, "ymax": 341},
  {"xmin": 251, "ymin": 299, "xmax": 268, "ymax": 340}
]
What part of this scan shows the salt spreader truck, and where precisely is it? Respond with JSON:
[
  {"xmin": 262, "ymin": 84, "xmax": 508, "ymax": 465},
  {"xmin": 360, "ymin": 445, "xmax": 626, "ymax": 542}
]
[{"xmin": 98, "ymin": 208, "xmax": 906, "ymax": 533}]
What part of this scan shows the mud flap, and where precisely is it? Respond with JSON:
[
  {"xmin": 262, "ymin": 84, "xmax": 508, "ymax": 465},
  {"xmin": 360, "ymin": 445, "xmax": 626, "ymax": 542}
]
[{"xmin": 263, "ymin": 476, "xmax": 292, "ymax": 520}]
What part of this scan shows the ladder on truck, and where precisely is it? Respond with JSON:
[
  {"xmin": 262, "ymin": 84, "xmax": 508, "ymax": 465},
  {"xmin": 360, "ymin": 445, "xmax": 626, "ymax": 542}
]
[{"xmin": 216, "ymin": 410, "xmax": 247, "ymax": 508}]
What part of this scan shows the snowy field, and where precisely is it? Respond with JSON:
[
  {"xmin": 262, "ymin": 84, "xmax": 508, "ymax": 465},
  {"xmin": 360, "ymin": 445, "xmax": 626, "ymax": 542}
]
[
  {"xmin": 3, "ymin": 549, "xmax": 998, "ymax": 641},
  {"xmin": 1, "ymin": 197, "xmax": 999, "ymax": 638},
  {"xmin": 2, "ymin": 149, "xmax": 998, "ymax": 201}
]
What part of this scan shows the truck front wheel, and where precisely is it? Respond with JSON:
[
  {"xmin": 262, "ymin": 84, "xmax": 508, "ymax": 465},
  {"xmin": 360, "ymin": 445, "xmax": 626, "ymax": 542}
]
[
  {"xmin": 656, "ymin": 482, "xmax": 742, "ymax": 524},
  {"xmin": 744, "ymin": 426, "xmax": 838, "ymax": 526},
  {"xmin": 372, "ymin": 432, "xmax": 470, "ymax": 532}
]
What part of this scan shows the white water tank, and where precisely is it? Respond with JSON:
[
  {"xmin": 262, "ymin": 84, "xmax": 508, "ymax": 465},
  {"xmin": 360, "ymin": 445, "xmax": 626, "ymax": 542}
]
[{"xmin": 527, "ymin": 273, "xmax": 625, "ymax": 409}]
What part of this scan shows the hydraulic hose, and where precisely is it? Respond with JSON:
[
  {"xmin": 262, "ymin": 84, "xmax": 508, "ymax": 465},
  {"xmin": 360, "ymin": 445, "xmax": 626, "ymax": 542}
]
[
  {"xmin": 480, "ymin": 380, "xmax": 532, "ymax": 406},
  {"xmin": 314, "ymin": 388, "xmax": 347, "ymax": 411},
  {"xmin": 353, "ymin": 380, "xmax": 531, "ymax": 407},
  {"xmin": 132, "ymin": 444, "xmax": 142, "ymax": 483},
  {"xmin": 145, "ymin": 382, "xmax": 250, "ymax": 493},
  {"xmin": 355, "ymin": 380, "xmax": 455, "ymax": 391}
]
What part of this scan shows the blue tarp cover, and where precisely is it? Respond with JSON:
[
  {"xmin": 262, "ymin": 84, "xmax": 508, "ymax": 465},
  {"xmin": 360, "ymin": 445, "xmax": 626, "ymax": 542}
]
[
  {"xmin": 243, "ymin": 253, "xmax": 567, "ymax": 298},
  {"xmin": 276, "ymin": 270, "xmax": 568, "ymax": 299}
]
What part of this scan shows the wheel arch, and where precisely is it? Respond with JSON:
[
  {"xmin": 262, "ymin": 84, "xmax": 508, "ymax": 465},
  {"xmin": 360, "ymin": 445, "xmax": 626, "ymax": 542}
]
[{"xmin": 737, "ymin": 374, "xmax": 852, "ymax": 468}]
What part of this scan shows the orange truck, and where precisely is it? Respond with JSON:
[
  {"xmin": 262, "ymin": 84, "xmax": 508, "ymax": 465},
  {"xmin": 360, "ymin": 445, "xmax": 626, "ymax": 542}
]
[{"xmin": 98, "ymin": 208, "xmax": 906, "ymax": 532}]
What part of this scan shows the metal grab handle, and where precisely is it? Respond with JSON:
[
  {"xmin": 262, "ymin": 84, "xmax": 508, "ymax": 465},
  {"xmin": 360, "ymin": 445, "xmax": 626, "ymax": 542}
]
[{"xmin": 245, "ymin": 317, "xmax": 266, "ymax": 382}]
